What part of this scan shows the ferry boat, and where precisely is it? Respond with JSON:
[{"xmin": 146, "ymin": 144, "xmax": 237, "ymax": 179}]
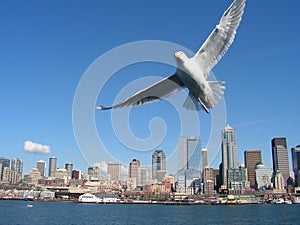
[{"xmin": 79, "ymin": 193, "xmax": 102, "ymax": 203}]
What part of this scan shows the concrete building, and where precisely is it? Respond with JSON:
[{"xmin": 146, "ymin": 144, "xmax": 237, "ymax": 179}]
[
  {"xmin": 272, "ymin": 138, "xmax": 290, "ymax": 186},
  {"xmin": 244, "ymin": 150, "xmax": 262, "ymax": 188},
  {"xmin": 48, "ymin": 157, "xmax": 57, "ymax": 177},
  {"xmin": 222, "ymin": 125, "xmax": 239, "ymax": 189},
  {"xmin": 129, "ymin": 159, "xmax": 141, "ymax": 186},
  {"xmin": 55, "ymin": 168, "xmax": 69, "ymax": 184},
  {"xmin": 152, "ymin": 150, "xmax": 166, "ymax": 182},
  {"xmin": 274, "ymin": 171, "xmax": 285, "ymax": 190},
  {"xmin": 140, "ymin": 166, "xmax": 150, "ymax": 186},
  {"xmin": 65, "ymin": 163, "xmax": 73, "ymax": 178},
  {"xmin": 255, "ymin": 162, "xmax": 272, "ymax": 190},
  {"xmin": 107, "ymin": 162, "xmax": 121, "ymax": 182},
  {"xmin": 203, "ymin": 167, "xmax": 214, "ymax": 195},
  {"xmin": 201, "ymin": 148, "xmax": 208, "ymax": 171},
  {"xmin": 36, "ymin": 160, "xmax": 46, "ymax": 177}
]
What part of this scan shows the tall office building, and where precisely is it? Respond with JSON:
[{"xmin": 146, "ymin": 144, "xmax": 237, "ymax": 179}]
[
  {"xmin": 271, "ymin": 138, "xmax": 290, "ymax": 185},
  {"xmin": 201, "ymin": 148, "xmax": 208, "ymax": 171},
  {"xmin": 178, "ymin": 137, "xmax": 201, "ymax": 172},
  {"xmin": 37, "ymin": 160, "xmax": 46, "ymax": 176},
  {"xmin": 65, "ymin": 163, "xmax": 73, "ymax": 178},
  {"xmin": 0, "ymin": 157, "xmax": 10, "ymax": 180},
  {"xmin": 244, "ymin": 150, "xmax": 262, "ymax": 188},
  {"xmin": 152, "ymin": 150, "xmax": 166, "ymax": 181},
  {"xmin": 177, "ymin": 137, "xmax": 201, "ymax": 193},
  {"xmin": 140, "ymin": 166, "xmax": 150, "ymax": 186},
  {"xmin": 221, "ymin": 125, "xmax": 238, "ymax": 188},
  {"xmin": 291, "ymin": 145, "xmax": 300, "ymax": 186},
  {"xmin": 129, "ymin": 159, "xmax": 141, "ymax": 185},
  {"xmin": 107, "ymin": 162, "xmax": 121, "ymax": 182},
  {"xmin": 48, "ymin": 157, "xmax": 57, "ymax": 177},
  {"xmin": 11, "ymin": 158, "xmax": 23, "ymax": 177}
]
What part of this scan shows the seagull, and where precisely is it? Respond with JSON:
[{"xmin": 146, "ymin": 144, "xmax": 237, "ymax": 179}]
[{"xmin": 97, "ymin": 0, "xmax": 245, "ymax": 113}]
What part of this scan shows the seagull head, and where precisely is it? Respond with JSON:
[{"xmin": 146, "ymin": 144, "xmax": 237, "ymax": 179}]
[{"xmin": 174, "ymin": 51, "xmax": 187, "ymax": 64}]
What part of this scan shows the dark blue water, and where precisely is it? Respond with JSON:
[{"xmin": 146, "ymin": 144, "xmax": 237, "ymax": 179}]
[{"xmin": 1, "ymin": 201, "xmax": 299, "ymax": 225}]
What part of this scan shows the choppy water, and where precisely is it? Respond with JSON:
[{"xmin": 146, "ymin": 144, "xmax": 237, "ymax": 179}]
[{"xmin": 1, "ymin": 201, "xmax": 299, "ymax": 225}]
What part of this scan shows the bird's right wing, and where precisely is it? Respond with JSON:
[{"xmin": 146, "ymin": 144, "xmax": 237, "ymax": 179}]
[
  {"xmin": 193, "ymin": 0, "xmax": 245, "ymax": 78},
  {"xmin": 97, "ymin": 74, "xmax": 184, "ymax": 110}
]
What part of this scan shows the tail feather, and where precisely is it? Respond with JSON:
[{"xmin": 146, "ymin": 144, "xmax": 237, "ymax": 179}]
[{"xmin": 208, "ymin": 81, "xmax": 225, "ymax": 107}]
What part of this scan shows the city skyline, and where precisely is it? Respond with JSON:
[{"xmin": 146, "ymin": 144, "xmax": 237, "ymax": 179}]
[{"xmin": 1, "ymin": 0, "xmax": 300, "ymax": 176}]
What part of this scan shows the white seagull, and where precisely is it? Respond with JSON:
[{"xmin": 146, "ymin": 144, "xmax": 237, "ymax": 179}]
[{"xmin": 97, "ymin": 0, "xmax": 245, "ymax": 113}]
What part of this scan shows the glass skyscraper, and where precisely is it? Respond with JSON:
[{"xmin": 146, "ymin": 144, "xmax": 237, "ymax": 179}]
[
  {"xmin": 11, "ymin": 158, "xmax": 23, "ymax": 177},
  {"xmin": 291, "ymin": 145, "xmax": 300, "ymax": 186},
  {"xmin": 0, "ymin": 157, "xmax": 10, "ymax": 180},
  {"xmin": 152, "ymin": 150, "xmax": 166, "ymax": 181},
  {"xmin": 222, "ymin": 125, "xmax": 239, "ymax": 189},
  {"xmin": 177, "ymin": 137, "xmax": 201, "ymax": 193}
]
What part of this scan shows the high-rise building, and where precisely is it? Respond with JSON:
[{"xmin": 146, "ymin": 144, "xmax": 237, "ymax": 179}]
[
  {"xmin": 48, "ymin": 157, "xmax": 57, "ymax": 177},
  {"xmin": 221, "ymin": 125, "xmax": 239, "ymax": 189},
  {"xmin": 291, "ymin": 145, "xmax": 300, "ymax": 186},
  {"xmin": 178, "ymin": 137, "xmax": 201, "ymax": 172},
  {"xmin": 203, "ymin": 167, "xmax": 214, "ymax": 195},
  {"xmin": 36, "ymin": 160, "xmax": 46, "ymax": 177},
  {"xmin": 177, "ymin": 137, "xmax": 201, "ymax": 193},
  {"xmin": 11, "ymin": 158, "xmax": 23, "ymax": 177},
  {"xmin": 72, "ymin": 170, "xmax": 81, "ymax": 180},
  {"xmin": 271, "ymin": 138, "xmax": 290, "ymax": 185},
  {"xmin": 0, "ymin": 157, "xmax": 10, "ymax": 180},
  {"xmin": 129, "ymin": 159, "xmax": 140, "ymax": 186},
  {"xmin": 255, "ymin": 162, "xmax": 272, "ymax": 190},
  {"xmin": 65, "ymin": 163, "xmax": 73, "ymax": 178},
  {"xmin": 227, "ymin": 167, "xmax": 249, "ymax": 190},
  {"xmin": 201, "ymin": 148, "xmax": 208, "ymax": 171},
  {"xmin": 140, "ymin": 166, "xmax": 150, "ymax": 186},
  {"xmin": 244, "ymin": 150, "xmax": 262, "ymax": 188},
  {"xmin": 274, "ymin": 171, "xmax": 285, "ymax": 190},
  {"xmin": 152, "ymin": 150, "xmax": 166, "ymax": 181},
  {"xmin": 107, "ymin": 162, "xmax": 121, "ymax": 182}
]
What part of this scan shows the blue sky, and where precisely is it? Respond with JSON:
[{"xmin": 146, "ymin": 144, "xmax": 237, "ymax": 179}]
[{"xmin": 1, "ymin": 0, "xmax": 300, "ymax": 175}]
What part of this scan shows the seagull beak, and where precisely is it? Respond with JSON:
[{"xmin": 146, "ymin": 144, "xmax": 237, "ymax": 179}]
[{"xmin": 175, "ymin": 52, "xmax": 180, "ymax": 58}]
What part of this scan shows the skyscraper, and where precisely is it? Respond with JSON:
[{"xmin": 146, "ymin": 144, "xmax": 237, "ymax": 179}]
[
  {"xmin": 107, "ymin": 162, "xmax": 121, "ymax": 182},
  {"xmin": 48, "ymin": 157, "xmax": 57, "ymax": 177},
  {"xmin": 177, "ymin": 137, "xmax": 201, "ymax": 193},
  {"xmin": 244, "ymin": 150, "xmax": 262, "ymax": 188},
  {"xmin": 271, "ymin": 138, "xmax": 290, "ymax": 185},
  {"xmin": 0, "ymin": 157, "xmax": 10, "ymax": 180},
  {"xmin": 255, "ymin": 162, "xmax": 272, "ymax": 190},
  {"xmin": 221, "ymin": 125, "xmax": 238, "ymax": 188},
  {"xmin": 37, "ymin": 160, "xmax": 46, "ymax": 176},
  {"xmin": 201, "ymin": 148, "xmax": 208, "ymax": 171},
  {"xmin": 11, "ymin": 158, "xmax": 23, "ymax": 177},
  {"xmin": 291, "ymin": 145, "xmax": 300, "ymax": 186},
  {"xmin": 129, "ymin": 159, "xmax": 141, "ymax": 186},
  {"xmin": 178, "ymin": 137, "xmax": 201, "ymax": 172},
  {"xmin": 65, "ymin": 163, "xmax": 73, "ymax": 178},
  {"xmin": 152, "ymin": 150, "xmax": 166, "ymax": 181}
]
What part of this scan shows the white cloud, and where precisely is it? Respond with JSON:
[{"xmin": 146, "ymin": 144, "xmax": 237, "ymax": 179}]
[{"xmin": 23, "ymin": 141, "xmax": 51, "ymax": 154}]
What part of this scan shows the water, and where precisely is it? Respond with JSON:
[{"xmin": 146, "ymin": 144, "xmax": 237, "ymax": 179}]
[{"xmin": 1, "ymin": 201, "xmax": 299, "ymax": 225}]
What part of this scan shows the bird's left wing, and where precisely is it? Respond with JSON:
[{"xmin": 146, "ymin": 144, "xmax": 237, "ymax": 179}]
[
  {"xmin": 97, "ymin": 74, "xmax": 184, "ymax": 110},
  {"xmin": 193, "ymin": 0, "xmax": 246, "ymax": 78}
]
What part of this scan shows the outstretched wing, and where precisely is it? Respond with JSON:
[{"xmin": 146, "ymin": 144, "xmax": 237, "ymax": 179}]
[
  {"xmin": 97, "ymin": 74, "xmax": 184, "ymax": 110},
  {"xmin": 193, "ymin": 0, "xmax": 246, "ymax": 77}
]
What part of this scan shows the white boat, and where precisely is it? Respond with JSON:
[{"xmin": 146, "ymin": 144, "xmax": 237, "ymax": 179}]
[
  {"xmin": 275, "ymin": 198, "xmax": 284, "ymax": 204},
  {"xmin": 284, "ymin": 200, "xmax": 292, "ymax": 204},
  {"xmin": 79, "ymin": 193, "xmax": 102, "ymax": 203},
  {"xmin": 293, "ymin": 197, "xmax": 300, "ymax": 204},
  {"xmin": 26, "ymin": 204, "xmax": 33, "ymax": 208}
]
